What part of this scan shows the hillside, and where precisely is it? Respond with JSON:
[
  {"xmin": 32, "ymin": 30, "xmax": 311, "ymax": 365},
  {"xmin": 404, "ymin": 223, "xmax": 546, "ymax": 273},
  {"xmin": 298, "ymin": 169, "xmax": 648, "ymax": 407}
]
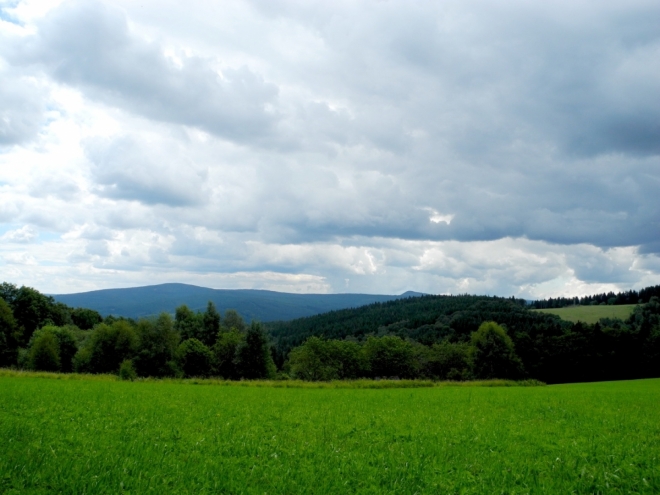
[
  {"xmin": 267, "ymin": 294, "xmax": 563, "ymax": 357},
  {"xmin": 51, "ymin": 283, "xmax": 422, "ymax": 321},
  {"xmin": 267, "ymin": 295, "xmax": 660, "ymax": 384},
  {"xmin": 533, "ymin": 304, "xmax": 638, "ymax": 324}
]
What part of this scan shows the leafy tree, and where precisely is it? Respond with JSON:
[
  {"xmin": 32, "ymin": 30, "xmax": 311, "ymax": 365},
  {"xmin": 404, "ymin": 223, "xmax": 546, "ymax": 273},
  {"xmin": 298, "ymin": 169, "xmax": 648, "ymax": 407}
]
[
  {"xmin": 363, "ymin": 336, "xmax": 416, "ymax": 378},
  {"xmin": 235, "ymin": 321, "xmax": 275, "ymax": 379},
  {"xmin": 201, "ymin": 302, "xmax": 221, "ymax": 347},
  {"xmin": 289, "ymin": 337, "xmax": 368, "ymax": 381},
  {"xmin": 0, "ymin": 282, "xmax": 19, "ymax": 305},
  {"xmin": 12, "ymin": 286, "xmax": 54, "ymax": 344},
  {"xmin": 470, "ymin": 321, "xmax": 524, "ymax": 379},
  {"xmin": 76, "ymin": 321, "xmax": 138, "ymax": 374},
  {"xmin": 71, "ymin": 308, "xmax": 103, "ymax": 330},
  {"xmin": 27, "ymin": 325, "xmax": 78, "ymax": 372},
  {"xmin": 48, "ymin": 302, "xmax": 74, "ymax": 327},
  {"xmin": 0, "ymin": 298, "xmax": 20, "ymax": 367},
  {"xmin": 174, "ymin": 305, "xmax": 203, "ymax": 341},
  {"xmin": 423, "ymin": 341, "xmax": 472, "ymax": 380},
  {"xmin": 177, "ymin": 338, "xmax": 213, "ymax": 377},
  {"xmin": 28, "ymin": 327, "xmax": 61, "ymax": 371},
  {"xmin": 213, "ymin": 328, "xmax": 244, "ymax": 379},
  {"xmin": 329, "ymin": 339, "xmax": 369, "ymax": 379},
  {"xmin": 222, "ymin": 309, "xmax": 246, "ymax": 332},
  {"xmin": 134, "ymin": 313, "xmax": 179, "ymax": 377},
  {"xmin": 52, "ymin": 326, "xmax": 78, "ymax": 373},
  {"xmin": 289, "ymin": 337, "xmax": 340, "ymax": 381}
]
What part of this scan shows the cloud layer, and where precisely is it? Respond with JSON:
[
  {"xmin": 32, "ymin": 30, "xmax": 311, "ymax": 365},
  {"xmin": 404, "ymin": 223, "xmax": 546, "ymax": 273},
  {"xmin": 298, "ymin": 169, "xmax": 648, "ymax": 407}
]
[{"xmin": 0, "ymin": 0, "xmax": 659, "ymax": 297}]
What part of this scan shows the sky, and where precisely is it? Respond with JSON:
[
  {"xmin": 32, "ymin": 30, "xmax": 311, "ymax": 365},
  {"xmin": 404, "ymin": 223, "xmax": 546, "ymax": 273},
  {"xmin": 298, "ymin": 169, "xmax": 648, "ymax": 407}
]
[{"xmin": 0, "ymin": 0, "xmax": 659, "ymax": 298}]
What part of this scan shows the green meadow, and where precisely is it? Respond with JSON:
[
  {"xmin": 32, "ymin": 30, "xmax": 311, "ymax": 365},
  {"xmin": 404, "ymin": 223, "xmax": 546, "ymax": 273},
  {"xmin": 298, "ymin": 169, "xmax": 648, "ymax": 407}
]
[
  {"xmin": 1, "ymin": 375, "xmax": 658, "ymax": 494},
  {"xmin": 533, "ymin": 304, "xmax": 637, "ymax": 324}
]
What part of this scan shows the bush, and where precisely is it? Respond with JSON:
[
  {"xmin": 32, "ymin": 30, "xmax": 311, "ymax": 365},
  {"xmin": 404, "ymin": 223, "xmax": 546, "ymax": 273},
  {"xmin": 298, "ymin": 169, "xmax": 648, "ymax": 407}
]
[
  {"xmin": 289, "ymin": 337, "xmax": 368, "ymax": 381},
  {"xmin": 235, "ymin": 321, "xmax": 276, "ymax": 380},
  {"xmin": 363, "ymin": 336, "xmax": 416, "ymax": 379},
  {"xmin": 176, "ymin": 338, "xmax": 213, "ymax": 377},
  {"xmin": 423, "ymin": 341, "xmax": 472, "ymax": 380},
  {"xmin": 213, "ymin": 329, "xmax": 243, "ymax": 379},
  {"xmin": 28, "ymin": 328, "xmax": 61, "ymax": 371},
  {"xmin": 78, "ymin": 321, "xmax": 138, "ymax": 374},
  {"xmin": 289, "ymin": 337, "xmax": 339, "ymax": 381},
  {"xmin": 118, "ymin": 359, "xmax": 137, "ymax": 381},
  {"xmin": 134, "ymin": 313, "xmax": 179, "ymax": 377},
  {"xmin": 470, "ymin": 321, "xmax": 524, "ymax": 380}
]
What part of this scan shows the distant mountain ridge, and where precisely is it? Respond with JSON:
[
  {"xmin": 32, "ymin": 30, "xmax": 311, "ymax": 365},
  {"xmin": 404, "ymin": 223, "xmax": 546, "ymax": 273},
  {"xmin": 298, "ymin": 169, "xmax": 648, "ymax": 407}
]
[{"xmin": 51, "ymin": 283, "xmax": 424, "ymax": 322}]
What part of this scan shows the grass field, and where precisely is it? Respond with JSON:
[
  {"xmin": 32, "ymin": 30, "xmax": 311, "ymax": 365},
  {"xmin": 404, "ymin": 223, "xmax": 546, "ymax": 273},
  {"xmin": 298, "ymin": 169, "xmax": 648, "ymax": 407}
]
[
  {"xmin": 533, "ymin": 304, "xmax": 637, "ymax": 324},
  {"xmin": 1, "ymin": 375, "xmax": 658, "ymax": 494}
]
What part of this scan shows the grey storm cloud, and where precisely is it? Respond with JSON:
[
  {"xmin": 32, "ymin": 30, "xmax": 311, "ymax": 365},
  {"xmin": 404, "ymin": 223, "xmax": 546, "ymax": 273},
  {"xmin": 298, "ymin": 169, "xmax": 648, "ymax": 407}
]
[
  {"xmin": 7, "ymin": 0, "xmax": 656, "ymax": 251},
  {"xmin": 12, "ymin": 0, "xmax": 279, "ymax": 143}
]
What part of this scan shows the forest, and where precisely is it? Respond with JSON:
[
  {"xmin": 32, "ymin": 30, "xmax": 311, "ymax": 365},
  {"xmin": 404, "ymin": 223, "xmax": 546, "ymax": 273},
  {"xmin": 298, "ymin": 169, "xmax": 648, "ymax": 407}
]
[
  {"xmin": 1, "ymin": 281, "xmax": 659, "ymax": 384},
  {"xmin": 530, "ymin": 285, "xmax": 660, "ymax": 308}
]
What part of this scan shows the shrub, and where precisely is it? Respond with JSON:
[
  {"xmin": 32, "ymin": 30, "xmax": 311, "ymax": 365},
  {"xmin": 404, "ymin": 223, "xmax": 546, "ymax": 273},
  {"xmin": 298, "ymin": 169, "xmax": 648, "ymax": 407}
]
[
  {"xmin": 363, "ymin": 336, "xmax": 416, "ymax": 379},
  {"xmin": 470, "ymin": 321, "xmax": 525, "ymax": 379},
  {"xmin": 235, "ymin": 321, "xmax": 276, "ymax": 380},
  {"xmin": 28, "ymin": 328, "xmax": 61, "ymax": 371},
  {"xmin": 78, "ymin": 321, "xmax": 138, "ymax": 374},
  {"xmin": 289, "ymin": 337, "xmax": 368, "ymax": 381},
  {"xmin": 134, "ymin": 313, "xmax": 179, "ymax": 377},
  {"xmin": 213, "ymin": 329, "xmax": 243, "ymax": 379},
  {"xmin": 176, "ymin": 338, "xmax": 213, "ymax": 377},
  {"xmin": 423, "ymin": 341, "xmax": 472, "ymax": 380},
  {"xmin": 118, "ymin": 359, "xmax": 137, "ymax": 381}
]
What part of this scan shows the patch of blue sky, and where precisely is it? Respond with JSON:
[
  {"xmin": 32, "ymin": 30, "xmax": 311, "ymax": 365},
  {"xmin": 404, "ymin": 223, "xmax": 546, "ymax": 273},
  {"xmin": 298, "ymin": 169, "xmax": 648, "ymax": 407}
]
[
  {"xmin": 38, "ymin": 231, "xmax": 61, "ymax": 242},
  {"xmin": 0, "ymin": 2, "xmax": 22, "ymax": 26},
  {"xmin": 0, "ymin": 225, "xmax": 61, "ymax": 242},
  {"xmin": 0, "ymin": 223, "xmax": 20, "ymax": 236}
]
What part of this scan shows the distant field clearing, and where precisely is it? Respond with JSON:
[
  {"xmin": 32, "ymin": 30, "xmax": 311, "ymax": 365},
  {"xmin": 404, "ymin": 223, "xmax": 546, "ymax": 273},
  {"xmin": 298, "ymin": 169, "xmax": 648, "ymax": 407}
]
[{"xmin": 533, "ymin": 304, "xmax": 637, "ymax": 323}]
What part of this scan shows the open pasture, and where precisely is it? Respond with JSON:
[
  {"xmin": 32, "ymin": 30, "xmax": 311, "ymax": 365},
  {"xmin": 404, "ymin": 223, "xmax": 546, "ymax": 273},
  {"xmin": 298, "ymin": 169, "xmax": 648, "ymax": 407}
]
[
  {"xmin": 1, "ymin": 376, "xmax": 658, "ymax": 494},
  {"xmin": 533, "ymin": 304, "xmax": 637, "ymax": 324}
]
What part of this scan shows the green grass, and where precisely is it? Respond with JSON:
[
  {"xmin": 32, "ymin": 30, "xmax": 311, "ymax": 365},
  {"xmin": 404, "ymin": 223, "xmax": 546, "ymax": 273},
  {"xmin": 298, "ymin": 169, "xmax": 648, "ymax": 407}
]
[
  {"xmin": 533, "ymin": 304, "xmax": 637, "ymax": 324},
  {"xmin": 1, "ymin": 375, "xmax": 658, "ymax": 494}
]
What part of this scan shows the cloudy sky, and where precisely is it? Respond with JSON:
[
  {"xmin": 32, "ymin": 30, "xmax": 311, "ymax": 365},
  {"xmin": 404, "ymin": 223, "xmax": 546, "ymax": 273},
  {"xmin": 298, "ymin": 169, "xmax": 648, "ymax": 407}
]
[{"xmin": 1, "ymin": 0, "xmax": 659, "ymax": 298}]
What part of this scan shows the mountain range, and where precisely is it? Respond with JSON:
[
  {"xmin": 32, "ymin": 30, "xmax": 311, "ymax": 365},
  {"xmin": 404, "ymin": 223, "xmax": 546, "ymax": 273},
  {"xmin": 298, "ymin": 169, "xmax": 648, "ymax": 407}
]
[{"xmin": 51, "ymin": 283, "xmax": 425, "ymax": 322}]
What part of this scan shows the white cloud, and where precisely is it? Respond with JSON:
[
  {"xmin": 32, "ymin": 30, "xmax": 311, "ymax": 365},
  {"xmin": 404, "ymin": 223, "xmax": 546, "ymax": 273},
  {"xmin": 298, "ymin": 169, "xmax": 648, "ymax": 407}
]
[
  {"xmin": 1, "ymin": 225, "xmax": 38, "ymax": 243},
  {"xmin": 0, "ymin": 0, "xmax": 658, "ymax": 298}
]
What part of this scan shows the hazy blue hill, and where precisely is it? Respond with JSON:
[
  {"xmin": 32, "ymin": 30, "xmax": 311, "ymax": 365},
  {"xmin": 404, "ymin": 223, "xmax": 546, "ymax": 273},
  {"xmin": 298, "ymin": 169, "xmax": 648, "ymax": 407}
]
[{"xmin": 51, "ymin": 283, "xmax": 419, "ymax": 322}]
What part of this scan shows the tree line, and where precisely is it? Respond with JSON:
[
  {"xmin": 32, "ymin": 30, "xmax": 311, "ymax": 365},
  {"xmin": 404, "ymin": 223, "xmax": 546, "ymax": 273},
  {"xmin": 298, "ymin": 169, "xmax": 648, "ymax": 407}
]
[
  {"xmin": 530, "ymin": 285, "xmax": 660, "ymax": 309},
  {"xmin": 1, "ymin": 281, "xmax": 659, "ymax": 383},
  {"xmin": 267, "ymin": 293, "xmax": 660, "ymax": 383},
  {"xmin": 0, "ymin": 283, "xmax": 274, "ymax": 380}
]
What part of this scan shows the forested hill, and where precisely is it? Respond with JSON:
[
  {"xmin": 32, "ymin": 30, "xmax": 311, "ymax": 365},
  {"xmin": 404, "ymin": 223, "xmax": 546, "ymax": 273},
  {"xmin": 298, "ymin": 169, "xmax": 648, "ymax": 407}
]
[
  {"xmin": 267, "ymin": 295, "xmax": 557, "ymax": 356},
  {"xmin": 268, "ymin": 294, "xmax": 660, "ymax": 384},
  {"xmin": 531, "ymin": 285, "xmax": 660, "ymax": 309},
  {"xmin": 52, "ymin": 283, "xmax": 422, "ymax": 321}
]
